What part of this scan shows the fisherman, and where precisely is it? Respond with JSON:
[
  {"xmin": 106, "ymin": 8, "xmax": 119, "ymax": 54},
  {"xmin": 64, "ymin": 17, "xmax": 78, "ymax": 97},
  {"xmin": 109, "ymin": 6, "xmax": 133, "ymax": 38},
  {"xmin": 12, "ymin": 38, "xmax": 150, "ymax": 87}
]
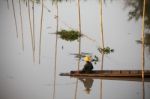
[{"xmin": 82, "ymin": 55, "xmax": 93, "ymax": 73}]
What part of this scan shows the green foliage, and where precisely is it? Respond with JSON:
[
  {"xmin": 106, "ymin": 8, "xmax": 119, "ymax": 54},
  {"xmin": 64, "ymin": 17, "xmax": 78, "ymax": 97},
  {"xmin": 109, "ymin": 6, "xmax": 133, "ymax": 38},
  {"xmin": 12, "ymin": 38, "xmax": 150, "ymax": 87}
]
[
  {"xmin": 93, "ymin": 55, "xmax": 99, "ymax": 64},
  {"xmin": 57, "ymin": 30, "xmax": 81, "ymax": 41},
  {"xmin": 124, "ymin": 0, "xmax": 150, "ymax": 30},
  {"xmin": 70, "ymin": 52, "xmax": 91, "ymax": 59},
  {"xmin": 98, "ymin": 46, "xmax": 114, "ymax": 54},
  {"xmin": 136, "ymin": 33, "xmax": 150, "ymax": 45},
  {"xmin": 70, "ymin": 52, "xmax": 99, "ymax": 64}
]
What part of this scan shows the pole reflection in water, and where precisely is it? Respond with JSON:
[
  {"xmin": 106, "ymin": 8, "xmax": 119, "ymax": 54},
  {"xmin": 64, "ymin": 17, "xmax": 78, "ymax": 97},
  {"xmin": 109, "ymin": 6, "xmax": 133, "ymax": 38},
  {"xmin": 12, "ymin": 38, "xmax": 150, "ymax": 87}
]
[
  {"xmin": 100, "ymin": 80, "xmax": 103, "ymax": 99},
  {"xmin": 74, "ymin": 79, "xmax": 79, "ymax": 99},
  {"xmin": 142, "ymin": 78, "xmax": 145, "ymax": 99},
  {"xmin": 100, "ymin": 54, "xmax": 104, "ymax": 99}
]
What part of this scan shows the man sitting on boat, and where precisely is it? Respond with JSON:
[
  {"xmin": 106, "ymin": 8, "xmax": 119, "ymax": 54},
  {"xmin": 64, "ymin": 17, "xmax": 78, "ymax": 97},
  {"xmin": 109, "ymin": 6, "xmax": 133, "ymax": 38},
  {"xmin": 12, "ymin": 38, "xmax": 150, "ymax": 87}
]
[{"xmin": 82, "ymin": 56, "xmax": 93, "ymax": 73}]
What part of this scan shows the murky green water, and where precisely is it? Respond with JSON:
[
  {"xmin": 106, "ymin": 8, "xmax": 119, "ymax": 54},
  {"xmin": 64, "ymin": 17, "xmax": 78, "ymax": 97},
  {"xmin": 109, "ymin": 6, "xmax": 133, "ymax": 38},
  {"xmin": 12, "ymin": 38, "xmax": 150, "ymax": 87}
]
[{"xmin": 0, "ymin": 0, "xmax": 150, "ymax": 99}]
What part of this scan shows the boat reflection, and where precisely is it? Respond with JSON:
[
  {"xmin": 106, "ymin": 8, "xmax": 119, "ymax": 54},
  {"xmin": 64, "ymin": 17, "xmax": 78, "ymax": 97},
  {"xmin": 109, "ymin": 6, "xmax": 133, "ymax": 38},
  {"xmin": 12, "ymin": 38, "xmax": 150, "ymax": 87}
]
[
  {"xmin": 78, "ymin": 77, "xmax": 94, "ymax": 94},
  {"xmin": 75, "ymin": 76, "xmax": 147, "ymax": 99}
]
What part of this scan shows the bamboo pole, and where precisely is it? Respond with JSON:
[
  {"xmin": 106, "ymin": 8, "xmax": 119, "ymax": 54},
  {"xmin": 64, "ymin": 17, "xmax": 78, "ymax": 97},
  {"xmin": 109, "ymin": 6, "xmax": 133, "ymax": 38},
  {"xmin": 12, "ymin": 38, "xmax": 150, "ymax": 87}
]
[
  {"xmin": 141, "ymin": 0, "xmax": 146, "ymax": 79},
  {"xmin": 32, "ymin": 0, "xmax": 35, "ymax": 59},
  {"xmin": 19, "ymin": 0, "xmax": 24, "ymax": 51},
  {"xmin": 99, "ymin": 0, "xmax": 104, "ymax": 49},
  {"xmin": 101, "ymin": 54, "xmax": 104, "ymax": 71},
  {"xmin": 54, "ymin": 0, "xmax": 59, "ymax": 73},
  {"xmin": 99, "ymin": 0, "xmax": 105, "ymax": 70},
  {"xmin": 53, "ymin": 1, "xmax": 59, "ymax": 99},
  {"xmin": 12, "ymin": 0, "xmax": 19, "ymax": 38},
  {"xmin": 77, "ymin": 0, "xmax": 82, "ymax": 71},
  {"xmin": 28, "ymin": 0, "xmax": 35, "ymax": 62},
  {"xmin": 39, "ymin": 0, "xmax": 44, "ymax": 64}
]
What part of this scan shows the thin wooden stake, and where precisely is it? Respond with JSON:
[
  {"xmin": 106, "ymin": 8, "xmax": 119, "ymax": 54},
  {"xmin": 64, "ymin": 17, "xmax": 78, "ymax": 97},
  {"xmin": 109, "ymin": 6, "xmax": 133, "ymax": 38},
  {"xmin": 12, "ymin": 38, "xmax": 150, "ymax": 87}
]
[
  {"xmin": 77, "ymin": 0, "xmax": 82, "ymax": 71},
  {"xmin": 141, "ymin": 0, "xmax": 146, "ymax": 79},
  {"xmin": 99, "ymin": 0, "xmax": 105, "ymax": 70},
  {"xmin": 12, "ymin": 0, "xmax": 19, "ymax": 38},
  {"xmin": 32, "ymin": 0, "xmax": 35, "ymax": 59},
  {"xmin": 39, "ymin": 0, "xmax": 44, "ymax": 64},
  {"xmin": 28, "ymin": 0, "xmax": 35, "ymax": 62},
  {"xmin": 19, "ymin": 0, "xmax": 24, "ymax": 51},
  {"xmin": 99, "ymin": 0, "xmax": 105, "ymax": 49},
  {"xmin": 101, "ymin": 54, "xmax": 104, "ymax": 70},
  {"xmin": 53, "ymin": 1, "xmax": 59, "ymax": 99}
]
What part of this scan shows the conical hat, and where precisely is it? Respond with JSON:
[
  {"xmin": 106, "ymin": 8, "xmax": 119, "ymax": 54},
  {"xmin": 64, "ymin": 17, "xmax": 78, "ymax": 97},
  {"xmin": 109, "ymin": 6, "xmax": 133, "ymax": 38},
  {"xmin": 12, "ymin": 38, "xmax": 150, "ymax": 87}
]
[{"xmin": 84, "ymin": 56, "xmax": 91, "ymax": 62}]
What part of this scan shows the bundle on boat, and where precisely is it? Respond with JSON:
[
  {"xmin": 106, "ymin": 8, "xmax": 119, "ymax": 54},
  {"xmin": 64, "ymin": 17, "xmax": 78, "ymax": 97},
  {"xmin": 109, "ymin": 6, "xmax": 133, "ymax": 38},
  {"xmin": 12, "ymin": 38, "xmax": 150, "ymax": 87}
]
[{"xmin": 57, "ymin": 29, "xmax": 82, "ymax": 41}]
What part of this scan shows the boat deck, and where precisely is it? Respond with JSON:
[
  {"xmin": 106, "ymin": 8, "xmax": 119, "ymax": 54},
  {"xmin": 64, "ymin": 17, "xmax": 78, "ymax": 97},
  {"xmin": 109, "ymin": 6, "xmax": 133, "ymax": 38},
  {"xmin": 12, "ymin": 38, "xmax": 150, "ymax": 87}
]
[{"xmin": 60, "ymin": 70, "xmax": 150, "ymax": 78}]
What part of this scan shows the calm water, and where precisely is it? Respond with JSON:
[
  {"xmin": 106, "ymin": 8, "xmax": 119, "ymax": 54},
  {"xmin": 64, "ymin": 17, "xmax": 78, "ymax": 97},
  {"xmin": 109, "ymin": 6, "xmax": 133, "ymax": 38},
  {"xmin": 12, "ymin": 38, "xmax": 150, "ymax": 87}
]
[{"xmin": 0, "ymin": 0, "xmax": 150, "ymax": 99}]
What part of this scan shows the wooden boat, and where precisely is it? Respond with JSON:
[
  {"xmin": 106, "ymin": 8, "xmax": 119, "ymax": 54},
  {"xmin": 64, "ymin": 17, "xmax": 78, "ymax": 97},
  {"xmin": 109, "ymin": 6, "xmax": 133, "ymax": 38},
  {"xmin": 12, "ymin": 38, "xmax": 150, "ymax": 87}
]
[{"xmin": 60, "ymin": 70, "xmax": 150, "ymax": 78}]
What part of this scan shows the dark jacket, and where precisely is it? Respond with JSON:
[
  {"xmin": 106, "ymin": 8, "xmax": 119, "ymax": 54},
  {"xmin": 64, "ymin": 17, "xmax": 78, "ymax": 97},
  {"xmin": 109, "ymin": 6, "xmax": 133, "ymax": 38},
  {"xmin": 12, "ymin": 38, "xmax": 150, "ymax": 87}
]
[{"xmin": 82, "ymin": 61, "xmax": 93, "ymax": 73}]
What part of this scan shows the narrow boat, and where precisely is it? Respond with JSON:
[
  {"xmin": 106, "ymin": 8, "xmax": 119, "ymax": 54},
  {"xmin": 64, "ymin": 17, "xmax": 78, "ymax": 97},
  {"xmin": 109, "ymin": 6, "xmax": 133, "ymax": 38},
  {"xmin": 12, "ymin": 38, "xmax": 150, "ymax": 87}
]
[{"xmin": 60, "ymin": 70, "xmax": 150, "ymax": 78}]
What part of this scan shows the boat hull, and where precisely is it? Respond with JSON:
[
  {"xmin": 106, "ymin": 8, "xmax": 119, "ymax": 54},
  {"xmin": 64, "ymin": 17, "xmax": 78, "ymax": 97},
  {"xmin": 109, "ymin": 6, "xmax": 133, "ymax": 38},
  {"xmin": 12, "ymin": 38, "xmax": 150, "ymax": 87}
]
[{"xmin": 60, "ymin": 70, "xmax": 150, "ymax": 78}]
